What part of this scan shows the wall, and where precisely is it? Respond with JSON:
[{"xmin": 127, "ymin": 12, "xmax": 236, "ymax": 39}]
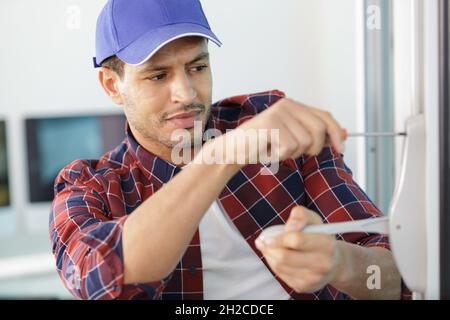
[{"xmin": 204, "ymin": 0, "xmax": 364, "ymax": 184}]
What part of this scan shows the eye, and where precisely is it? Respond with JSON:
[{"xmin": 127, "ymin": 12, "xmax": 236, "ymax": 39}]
[
  {"xmin": 190, "ymin": 64, "xmax": 208, "ymax": 72},
  {"xmin": 149, "ymin": 73, "xmax": 166, "ymax": 81}
]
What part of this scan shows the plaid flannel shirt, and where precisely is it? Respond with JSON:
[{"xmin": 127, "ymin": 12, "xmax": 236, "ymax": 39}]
[{"xmin": 50, "ymin": 90, "xmax": 411, "ymax": 300}]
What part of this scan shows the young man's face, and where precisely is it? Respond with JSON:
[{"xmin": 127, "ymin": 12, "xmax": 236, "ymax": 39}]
[{"xmin": 110, "ymin": 37, "xmax": 213, "ymax": 155}]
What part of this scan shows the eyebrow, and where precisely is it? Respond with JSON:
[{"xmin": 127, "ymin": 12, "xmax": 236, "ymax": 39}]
[{"xmin": 139, "ymin": 52, "xmax": 210, "ymax": 73}]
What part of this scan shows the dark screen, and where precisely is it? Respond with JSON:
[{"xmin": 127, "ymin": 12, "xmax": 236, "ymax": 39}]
[{"xmin": 25, "ymin": 114, "xmax": 126, "ymax": 203}]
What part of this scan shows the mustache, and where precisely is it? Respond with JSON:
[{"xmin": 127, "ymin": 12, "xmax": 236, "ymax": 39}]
[{"xmin": 161, "ymin": 103, "xmax": 206, "ymax": 121}]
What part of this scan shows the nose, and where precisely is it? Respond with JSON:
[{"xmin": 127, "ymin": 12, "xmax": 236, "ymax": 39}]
[{"xmin": 170, "ymin": 70, "xmax": 197, "ymax": 106}]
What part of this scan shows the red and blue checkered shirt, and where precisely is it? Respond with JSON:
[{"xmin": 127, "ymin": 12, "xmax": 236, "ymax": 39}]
[{"xmin": 50, "ymin": 90, "xmax": 410, "ymax": 300}]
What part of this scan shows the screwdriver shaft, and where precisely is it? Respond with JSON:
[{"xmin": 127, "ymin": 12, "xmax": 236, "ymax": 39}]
[{"xmin": 347, "ymin": 132, "xmax": 406, "ymax": 137}]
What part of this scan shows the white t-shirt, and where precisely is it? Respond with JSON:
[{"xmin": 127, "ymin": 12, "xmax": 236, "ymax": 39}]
[{"xmin": 198, "ymin": 200, "xmax": 290, "ymax": 300}]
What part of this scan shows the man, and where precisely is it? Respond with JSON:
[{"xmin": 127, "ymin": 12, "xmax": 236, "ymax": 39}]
[{"xmin": 50, "ymin": 0, "xmax": 409, "ymax": 300}]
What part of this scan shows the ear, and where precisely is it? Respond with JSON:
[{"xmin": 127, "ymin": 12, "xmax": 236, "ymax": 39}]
[{"xmin": 98, "ymin": 67, "xmax": 124, "ymax": 105}]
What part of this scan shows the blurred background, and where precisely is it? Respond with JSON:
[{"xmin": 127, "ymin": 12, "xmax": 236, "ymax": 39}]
[{"xmin": 0, "ymin": 0, "xmax": 444, "ymax": 299}]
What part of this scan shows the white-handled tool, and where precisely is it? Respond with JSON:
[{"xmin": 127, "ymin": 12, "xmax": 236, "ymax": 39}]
[{"xmin": 258, "ymin": 216, "xmax": 389, "ymax": 242}]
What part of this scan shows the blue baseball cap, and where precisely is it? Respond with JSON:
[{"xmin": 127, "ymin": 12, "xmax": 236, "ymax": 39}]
[{"xmin": 93, "ymin": 0, "xmax": 222, "ymax": 68}]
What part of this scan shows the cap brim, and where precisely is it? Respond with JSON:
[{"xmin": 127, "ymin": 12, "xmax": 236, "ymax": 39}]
[{"xmin": 116, "ymin": 23, "xmax": 222, "ymax": 65}]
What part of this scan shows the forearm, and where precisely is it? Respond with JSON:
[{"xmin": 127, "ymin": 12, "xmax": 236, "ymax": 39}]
[
  {"xmin": 331, "ymin": 241, "xmax": 401, "ymax": 300},
  {"xmin": 122, "ymin": 150, "xmax": 240, "ymax": 284}
]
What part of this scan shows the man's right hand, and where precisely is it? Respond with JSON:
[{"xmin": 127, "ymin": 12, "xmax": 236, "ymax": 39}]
[{"xmin": 200, "ymin": 98, "xmax": 347, "ymax": 167}]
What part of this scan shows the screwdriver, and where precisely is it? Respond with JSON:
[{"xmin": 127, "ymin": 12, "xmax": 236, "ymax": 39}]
[{"xmin": 347, "ymin": 132, "xmax": 406, "ymax": 138}]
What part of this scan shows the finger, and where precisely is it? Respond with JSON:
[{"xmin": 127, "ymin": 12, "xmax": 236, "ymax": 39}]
[
  {"xmin": 258, "ymin": 229, "xmax": 333, "ymax": 252},
  {"xmin": 285, "ymin": 206, "xmax": 323, "ymax": 232},
  {"xmin": 272, "ymin": 119, "xmax": 312, "ymax": 160},
  {"xmin": 263, "ymin": 247, "xmax": 332, "ymax": 273},
  {"xmin": 343, "ymin": 128, "xmax": 349, "ymax": 140},
  {"xmin": 281, "ymin": 272, "xmax": 327, "ymax": 293},
  {"xmin": 262, "ymin": 248, "xmax": 310, "ymax": 275},
  {"xmin": 262, "ymin": 252, "xmax": 325, "ymax": 293},
  {"xmin": 270, "ymin": 271, "xmax": 313, "ymax": 293},
  {"xmin": 281, "ymin": 232, "xmax": 335, "ymax": 252},
  {"xmin": 277, "ymin": 116, "xmax": 313, "ymax": 159},
  {"xmin": 268, "ymin": 259, "xmax": 325, "ymax": 285},
  {"xmin": 285, "ymin": 104, "xmax": 328, "ymax": 156},
  {"xmin": 307, "ymin": 107, "xmax": 347, "ymax": 154}
]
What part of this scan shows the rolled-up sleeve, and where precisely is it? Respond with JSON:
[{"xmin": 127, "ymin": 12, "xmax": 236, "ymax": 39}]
[
  {"xmin": 298, "ymin": 146, "xmax": 412, "ymax": 299},
  {"xmin": 49, "ymin": 161, "xmax": 169, "ymax": 299}
]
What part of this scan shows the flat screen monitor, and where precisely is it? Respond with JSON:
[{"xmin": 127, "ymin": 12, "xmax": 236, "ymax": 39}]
[
  {"xmin": 26, "ymin": 114, "xmax": 127, "ymax": 203},
  {"xmin": 0, "ymin": 120, "xmax": 9, "ymax": 207}
]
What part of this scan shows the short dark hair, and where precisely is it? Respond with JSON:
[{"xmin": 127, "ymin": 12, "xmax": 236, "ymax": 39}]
[{"xmin": 101, "ymin": 55, "xmax": 125, "ymax": 79}]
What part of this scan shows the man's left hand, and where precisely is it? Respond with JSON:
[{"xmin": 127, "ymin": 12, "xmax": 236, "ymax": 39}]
[{"xmin": 255, "ymin": 206, "xmax": 346, "ymax": 293}]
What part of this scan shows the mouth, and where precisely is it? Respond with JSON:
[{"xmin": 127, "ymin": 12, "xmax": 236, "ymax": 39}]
[{"xmin": 166, "ymin": 109, "xmax": 203, "ymax": 129}]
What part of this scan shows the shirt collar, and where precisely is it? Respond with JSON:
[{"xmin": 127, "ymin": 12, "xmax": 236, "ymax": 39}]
[{"xmin": 125, "ymin": 122, "xmax": 182, "ymax": 184}]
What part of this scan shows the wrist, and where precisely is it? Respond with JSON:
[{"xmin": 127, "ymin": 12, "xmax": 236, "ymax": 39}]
[
  {"xmin": 194, "ymin": 139, "xmax": 242, "ymax": 177},
  {"xmin": 331, "ymin": 240, "xmax": 352, "ymax": 286}
]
